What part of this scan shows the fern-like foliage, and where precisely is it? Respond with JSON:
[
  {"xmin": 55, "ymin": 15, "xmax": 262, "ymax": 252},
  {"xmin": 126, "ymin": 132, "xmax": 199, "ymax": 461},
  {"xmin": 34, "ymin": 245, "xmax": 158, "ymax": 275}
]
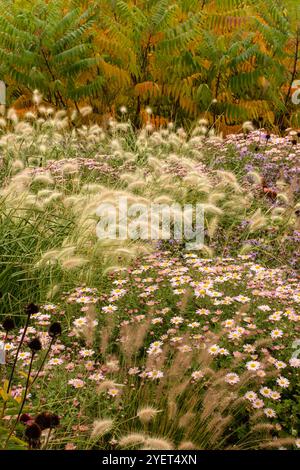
[
  {"xmin": 0, "ymin": 0, "xmax": 299, "ymax": 129},
  {"xmin": 0, "ymin": 0, "xmax": 105, "ymax": 108}
]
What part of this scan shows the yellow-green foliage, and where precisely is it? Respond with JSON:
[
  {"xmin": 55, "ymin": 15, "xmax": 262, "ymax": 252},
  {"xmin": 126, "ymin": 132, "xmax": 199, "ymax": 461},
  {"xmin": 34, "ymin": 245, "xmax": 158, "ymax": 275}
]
[{"xmin": 0, "ymin": 0, "xmax": 299, "ymax": 129}]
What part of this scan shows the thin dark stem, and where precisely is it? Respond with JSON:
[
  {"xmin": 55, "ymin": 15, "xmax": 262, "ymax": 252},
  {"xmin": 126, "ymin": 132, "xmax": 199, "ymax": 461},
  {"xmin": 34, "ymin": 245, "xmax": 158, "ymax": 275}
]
[
  {"xmin": 41, "ymin": 48, "xmax": 66, "ymax": 108},
  {"xmin": 278, "ymin": 27, "xmax": 300, "ymax": 129},
  {"xmin": 0, "ymin": 332, "xmax": 8, "ymax": 418},
  {"xmin": 284, "ymin": 28, "xmax": 299, "ymax": 107},
  {"xmin": 7, "ymin": 315, "xmax": 31, "ymax": 392},
  {"xmin": 4, "ymin": 352, "xmax": 35, "ymax": 448},
  {"xmin": 30, "ymin": 337, "xmax": 55, "ymax": 388}
]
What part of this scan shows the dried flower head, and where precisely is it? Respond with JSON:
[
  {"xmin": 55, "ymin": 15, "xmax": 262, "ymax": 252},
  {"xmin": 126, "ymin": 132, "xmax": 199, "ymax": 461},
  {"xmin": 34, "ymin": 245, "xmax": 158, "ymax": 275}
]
[
  {"xmin": 35, "ymin": 412, "xmax": 60, "ymax": 430},
  {"xmin": 2, "ymin": 317, "xmax": 15, "ymax": 332},
  {"xmin": 28, "ymin": 337, "xmax": 42, "ymax": 352},
  {"xmin": 25, "ymin": 422, "xmax": 42, "ymax": 448},
  {"xmin": 48, "ymin": 322, "xmax": 62, "ymax": 338},
  {"xmin": 20, "ymin": 413, "xmax": 32, "ymax": 425},
  {"xmin": 26, "ymin": 303, "xmax": 39, "ymax": 316}
]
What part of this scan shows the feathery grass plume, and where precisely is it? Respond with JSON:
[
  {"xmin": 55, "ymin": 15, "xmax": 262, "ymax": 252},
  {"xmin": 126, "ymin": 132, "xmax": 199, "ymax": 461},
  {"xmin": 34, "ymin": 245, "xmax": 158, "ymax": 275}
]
[
  {"xmin": 202, "ymin": 203, "xmax": 223, "ymax": 216},
  {"xmin": 15, "ymin": 122, "xmax": 33, "ymax": 135},
  {"xmin": 167, "ymin": 400, "xmax": 178, "ymax": 421},
  {"xmin": 61, "ymin": 257, "xmax": 88, "ymax": 270},
  {"xmin": 35, "ymin": 250, "xmax": 60, "ymax": 268},
  {"xmin": 197, "ymin": 244, "xmax": 214, "ymax": 257},
  {"xmin": 57, "ymin": 246, "xmax": 77, "ymax": 260},
  {"xmin": 63, "ymin": 195, "xmax": 87, "ymax": 209},
  {"xmin": 35, "ymin": 246, "xmax": 76, "ymax": 268},
  {"xmin": 81, "ymin": 184, "xmax": 105, "ymax": 194},
  {"xmin": 43, "ymin": 192, "xmax": 63, "ymax": 207},
  {"xmin": 79, "ymin": 106, "xmax": 93, "ymax": 117},
  {"xmin": 120, "ymin": 319, "xmax": 151, "ymax": 360},
  {"xmin": 153, "ymin": 195, "xmax": 174, "ymax": 204},
  {"xmin": 206, "ymin": 415, "xmax": 233, "ymax": 446},
  {"xmin": 222, "ymin": 196, "xmax": 251, "ymax": 212},
  {"xmin": 248, "ymin": 209, "xmax": 267, "ymax": 232},
  {"xmin": 54, "ymin": 110, "xmax": 67, "ymax": 120},
  {"xmin": 118, "ymin": 433, "xmax": 146, "ymax": 448},
  {"xmin": 178, "ymin": 411, "xmax": 195, "ymax": 429},
  {"xmin": 260, "ymin": 438, "xmax": 296, "ymax": 449},
  {"xmin": 7, "ymin": 108, "xmax": 18, "ymax": 124},
  {"xmin": 33, "ymin": 89, "xmax": 42, "ymax": 106},
  {"xmin": 217, "ymin": 170, "xmax": 238, "ymax": 184},
  {"xmin": 239, "ymin": 244, "xmax": 254, "ymax": 255},
  {"xmin": 242, "ymin": 121, "xmax": 255, "ymax": 133},
  {"xmin": 32, "ymin": 174, "xmax": 54, "ymax": 186},
  {"xmin": 28, "ymin": 157, "xmax": 42, "ymax": 166},
  {"xmin": 147, "ymin": 157, "xmax": 163, "ymax": 171},
  {"xmin": 158, "ymin": 174, "xmax": 174, "ymax": 184},
  {"xmin": 62, "ymin": 163, "xmax": 79, "ymax": 175},
  {"xmin": 37, "ymin": 189, "xmax": 54, "ymax": 199},
  {"xmin": 111, "ymin": 247, "xmax": 137, "ymax": 260},
  {"xmin": 276, "ymin": 193, "xmax": 289, "ymax": 204},
  {"xmin": 183, "ymin": 175, "xmax": 205, "ymax": 186},
  {"xmin": 270, "ymin": 215, "xmax": 284, "ymax": 224},
  {"xmin": 207, "ymin": 216, "xmax": 219, "ymax": 239},
  {"xmin": 24, "ymin": 111, "xmax": 37, "ymax": 120},
  {"xmin": 7, "ymin": 170, "xmax": 32, "ymax": 192},
  {"xmin": 127, "ymin": 181, "xmax": 147, "ymax": 191},
  {"xmin": 105, "ymin": 357, "xmax": 120, "ymax": 373},
  {"xmin": 251, "ymin": 423, "xmax": 275, "ymax": 433},
  {"xmin": 82, "ymin": 304, "xmax": 97, "ymax": 347},
  {"xmin": 178, "ymin": 441, "xmax": 197, "ymax": 450},
  {"xmin": 216, "ymin": 170, "xmax": 242, "ymax": 193},
  {"xmin": 119, "ymin": 173, "xmax": 137, "ymax": 184},
  {"xmin": 91, "ymin": 419, "xmax": 114, "ymax": 439},
  {"xmin": 167, "ymin": 350, "xmax": 193, "ymax": 383},
  {"xmin": 97, "ymin": 381, "xmax": 121, "ymax": 393},
  {"xmin": 208, "ymin": 192, "xmax": 225, "ymax": 205},
  {"xmin": 137, "ymin": 407, "xmax": 160, "ymax": 424},
  {"xmin": 24, "ymin": 195, "xmax": 41, "ymax": 210},
  {"xmin": 11, "ymin": 159, "xmax": 24, "ymax": 174},
  {"xmin": 46, "ymin": 284, "xmax": 60, "ymax": 299},
  {"xmin": 199, "ymin": 389, "xmax": 224, "ymax": 422},
  {"xmin": 142, "ymin": 437, "xmax": 174, "ymax": 450},
  {"xmin": 249, "ymin": 411, "xmax": 265, "ymax": 423},
  {"xmin": 248, "ymin": 171, "xmax": 263, "ymax": 185}
]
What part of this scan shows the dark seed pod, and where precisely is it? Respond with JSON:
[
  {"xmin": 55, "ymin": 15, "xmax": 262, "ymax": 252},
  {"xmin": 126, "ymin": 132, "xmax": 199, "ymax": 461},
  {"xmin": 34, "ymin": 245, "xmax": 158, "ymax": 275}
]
[
  {"xmin": 297, "ymin": 132, "xmax": 300, "ymax": 138},
  {"xmin": 48, "ymin": 322, "xmax": 62, "ymax": 338},
  {"xmin": 292, "ymin": 139, "xmax": 297, "ymax": 145},
  {"xmin": 20, "ymin": 413, "xmax": 32, "ymax": 424},
  {"xmin": 2, "ymin": 317, "xmax": 15, "ymax": 332},
  {"xmin": 265, "ymin": 134, "xmax": 271, "ymax": 140},
  {"xmin": 35, "ymin": 412, "xmax": 52, "ymax": 430},
  {"xmin": 35, "ymin": 412, "xmax": 60, "ymax": 430},
  {"xmin": 25, "ymin": 422, "xmax": 41, "ymax": 440},
  {"xmin": 28, "ymin": 337, "xmax": 42, "ymax": 352},
  {"xmin": 49, "ymin": 413, "xmax": 60, "ymax": 428},
  {"xmin": 25, "ymin": 303, "xmax": 39, "ymax": 316},
  {"xmin": 25, "ymin": 422, "xmax": 42, "ymax": 449}
]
